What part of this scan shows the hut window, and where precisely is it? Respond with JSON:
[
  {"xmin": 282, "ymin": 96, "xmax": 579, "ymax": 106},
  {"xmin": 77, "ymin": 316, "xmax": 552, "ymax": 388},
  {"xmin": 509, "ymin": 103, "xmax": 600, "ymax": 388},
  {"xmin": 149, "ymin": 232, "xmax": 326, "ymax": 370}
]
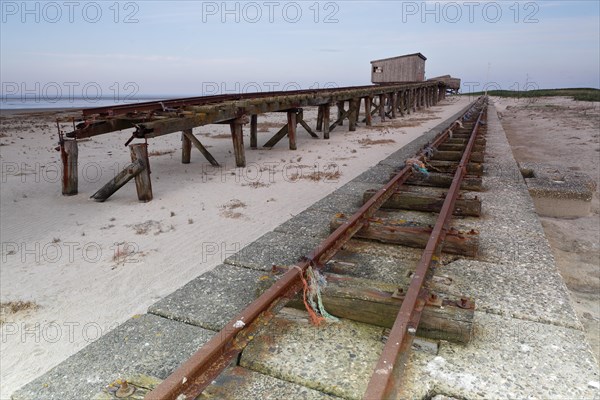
[{"xmin": 373, "ymin": 66, "xmax": 383, "ymax": 74}]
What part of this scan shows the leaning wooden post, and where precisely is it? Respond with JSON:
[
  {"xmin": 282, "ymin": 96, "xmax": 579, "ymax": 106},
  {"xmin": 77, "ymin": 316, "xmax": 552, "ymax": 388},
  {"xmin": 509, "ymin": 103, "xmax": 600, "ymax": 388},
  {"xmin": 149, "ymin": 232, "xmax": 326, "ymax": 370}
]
[
  {"xmin": 316, "ymin": 105, "xmax": 324, "ymax": 132},
  {"xmin": 348, "ymin": 98, "xmax": 358, "ymax": 131},
  {"xmin": 130, "ymin": 143, "xmax": 152, "ymax": 202},
  {"xmin": 323, "ymin": 104, "xmax": 331, "ymax": 139},
  {"xmin": 365, "ymin": 97, "xmax": 372, "ymax": 126},
  {"xmin": 90, "ymin": 160, "xmax": 144, "ymax": 202},
  {"xmin": 230, "ymin": 120, "xmax": 246, "ymax": 167},
  {"xmin": 287, "ymin": 110, "xmax": 297, "ymax": 150},
  {"xmin": 181, "ymin": 130, "xmax": 192, "ymax": 164},
  {"xmin": 61, "ymin": 139, "xmax": 78, "ymax": 195},
  {"xmin": 250, "ymin": 115, "xmax": 258, "ymax": 149},
  {"xmin": 379, "ymin": 94, "xmax": 386, "ymax": 121}
]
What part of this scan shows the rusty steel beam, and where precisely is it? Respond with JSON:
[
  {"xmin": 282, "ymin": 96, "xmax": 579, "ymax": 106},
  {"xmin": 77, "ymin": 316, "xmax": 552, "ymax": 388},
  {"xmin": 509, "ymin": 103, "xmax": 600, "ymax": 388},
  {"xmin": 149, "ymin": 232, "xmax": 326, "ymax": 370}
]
[
  {"xmin": 143, "ymin": 99, "xmax": 479, "ymax": 400},
  {"xmin": 362, "ymin": 98, "xmax": 487, "ymax": 399}
]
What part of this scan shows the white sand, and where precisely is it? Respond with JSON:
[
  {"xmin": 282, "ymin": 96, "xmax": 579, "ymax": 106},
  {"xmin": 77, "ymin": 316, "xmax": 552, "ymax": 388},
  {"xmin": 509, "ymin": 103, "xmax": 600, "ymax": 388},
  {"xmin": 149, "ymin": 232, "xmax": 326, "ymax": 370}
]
[{"xmin": 0, "ymin": 97, "xmax": 469, "ymax": 397}]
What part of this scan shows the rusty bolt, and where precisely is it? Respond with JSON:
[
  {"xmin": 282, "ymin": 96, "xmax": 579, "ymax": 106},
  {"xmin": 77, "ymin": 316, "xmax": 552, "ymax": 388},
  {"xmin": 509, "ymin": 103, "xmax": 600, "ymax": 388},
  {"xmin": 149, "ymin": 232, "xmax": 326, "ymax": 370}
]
[{"xmin": 115, "ymin": 381, "xmax": 135, "ymax": 398}]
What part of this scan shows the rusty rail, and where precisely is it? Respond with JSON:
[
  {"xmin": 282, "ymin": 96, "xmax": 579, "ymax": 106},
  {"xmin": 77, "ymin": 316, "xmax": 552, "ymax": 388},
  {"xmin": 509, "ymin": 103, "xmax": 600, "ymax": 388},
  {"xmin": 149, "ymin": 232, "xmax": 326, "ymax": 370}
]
[
  {"xmin": 362, "ymin": 98, "xmax": 487, "ymax": 399},
  {"xmin": 144, "ymin": 97, "xmax": 485, "ymax": 400}
]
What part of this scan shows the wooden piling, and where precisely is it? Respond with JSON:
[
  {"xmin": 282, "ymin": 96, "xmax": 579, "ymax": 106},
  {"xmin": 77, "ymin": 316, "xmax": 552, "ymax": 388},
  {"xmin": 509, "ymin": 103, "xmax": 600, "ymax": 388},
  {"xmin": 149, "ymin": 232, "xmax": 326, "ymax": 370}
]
[
  {"xmin": 287, "ymin": 110, "xmax": 297, "ymax": 150},
  {"xmin": 391, "ymin": 92, "xmax": 397, "ymax": 118},
  {"xmin": 400, "ymin": 91, "xmax": 404, "ymax": 113},
  {"xmin": 61, "ymin": 139, "xmax": 78, "ymax": 196},
  {"xmin": 250, "ymin": 114, "xmax": 258, "ymax": 149},
  {"xmin": 316, "ymin": 105, "xmax": 324, "ymax": 132},
  {"xmin": 323, "ymin": 104, "xmax": 330, "ymax": 140},
  {"xmin": 337, "ymin": 101, "xmax": 345, "ymax": 126},
  {"xmin": 365, "ymin": 97, "xmax": 372, "ymax": 126},
  {"xmin": 230, "ymin": 121, "xmax": 245, "ymax": 167},
  {"xmin": 379, "ymin": 94, "xmax": 385, "ymax": 121},
  {"xmin": 181, "ymin": 131, "xmax": 191, "ymax": 164},
  {"xmin": 348, "ymin": 98, "xmax": 358, "ymax": 131},
  {"xmin": 130, "ymin": 143, "xmax": 153, "ymax": 202}
]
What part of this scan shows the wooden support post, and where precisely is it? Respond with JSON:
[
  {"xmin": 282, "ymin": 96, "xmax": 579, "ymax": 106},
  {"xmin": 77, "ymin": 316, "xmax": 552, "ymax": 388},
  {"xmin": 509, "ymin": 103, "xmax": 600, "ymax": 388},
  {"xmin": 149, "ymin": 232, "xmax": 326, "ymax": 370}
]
[
  {"xmin": 90, "ymin": 159, "xmax": 144, "ymax": 202},
  {"xmin": 183, "ymin": 130, "xmax": 220, "ymax": 166},
  {"xmin": 413, "ymin": 88, "xmax": 417, "ymax": 112},
  {"xmin": 330, "ymin": 215, "xmax": 479, "ymax": 256},
  {"xmin": 130, "ymin": 143, "xmax": 153, "ymax": 202},
  {"xmin": 316, "ymin": 105, "xmax": 324, "ymax": 132},
  {"xmin": 287, "ymin": 110, "xmax": 297, "ymax": 150},
  {"xmin": 323, "ymin": 104, "xmax": 330, "ymax": 139},
  {"xmin": 250, "ymin": 114, "xmax": 258, "ymax": 149},
  {"xmin": 181, "ymin": 131, "xmax": 191, "ymax": 164},
  {"xmin": 348, "ymin": 98, "xmax": 358, "ymax": 131},
  {"xmin": 337, "ymin": 101, "xmax": 345, "ymax": 126},
  {"xmin": 61, "ymin": 139, "xmax": 78, "ymax": 196},
  {"xmin": 365, "ymin": 97, "xmax": 372, "ymax": 126},
  {"xmin": 379, "ymin": 94, "xmax": 385, "ymax": 121},
  {"xmin": 230, "ymin": 121, "xmax": 246, "ymax": 167},
  {"xmin": 398, "ymin": 91, "xmax": 405, "ymax": 117},
  {"xmin": 391, "ymin": 92, "xmax": 397, "ymax": 119}
]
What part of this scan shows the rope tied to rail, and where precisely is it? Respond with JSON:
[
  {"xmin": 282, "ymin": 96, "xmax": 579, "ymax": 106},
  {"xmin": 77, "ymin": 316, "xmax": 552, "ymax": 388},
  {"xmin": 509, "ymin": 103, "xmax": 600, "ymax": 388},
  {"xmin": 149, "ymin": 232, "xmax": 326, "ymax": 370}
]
[
  {"xmin": 294, "ymin": 265, "xmax": 338, "ymax": 325},
  {"xmin": 406, "ymin": 158, "xmax": 429, "ymax": 178}
]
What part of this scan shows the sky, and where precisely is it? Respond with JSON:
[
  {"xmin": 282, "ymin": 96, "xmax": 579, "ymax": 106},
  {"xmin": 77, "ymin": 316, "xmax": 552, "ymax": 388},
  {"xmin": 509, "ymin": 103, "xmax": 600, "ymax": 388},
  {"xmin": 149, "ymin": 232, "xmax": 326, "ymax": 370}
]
[{"xmin": 1, "ymin": 0, "xmax": 599, "ymax": 98}]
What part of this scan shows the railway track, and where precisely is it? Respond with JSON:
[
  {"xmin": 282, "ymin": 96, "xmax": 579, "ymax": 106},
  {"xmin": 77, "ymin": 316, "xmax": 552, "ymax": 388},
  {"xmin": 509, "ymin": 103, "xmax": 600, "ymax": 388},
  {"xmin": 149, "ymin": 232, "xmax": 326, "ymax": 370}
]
[{"xmin": 136, "ymin": 96, "xmax": 488, "ymax": 400}]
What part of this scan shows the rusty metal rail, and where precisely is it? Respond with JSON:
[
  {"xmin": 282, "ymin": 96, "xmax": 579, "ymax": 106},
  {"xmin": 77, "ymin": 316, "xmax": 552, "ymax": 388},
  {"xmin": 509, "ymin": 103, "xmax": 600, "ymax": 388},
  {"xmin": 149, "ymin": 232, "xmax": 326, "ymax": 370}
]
[
  {"xmin": 145, "ymin": 97, "xmax": 486, "ymax": 400},
  {"xmin": 363, "ymin": 100, "xmax": 487, "ymax": 399}
]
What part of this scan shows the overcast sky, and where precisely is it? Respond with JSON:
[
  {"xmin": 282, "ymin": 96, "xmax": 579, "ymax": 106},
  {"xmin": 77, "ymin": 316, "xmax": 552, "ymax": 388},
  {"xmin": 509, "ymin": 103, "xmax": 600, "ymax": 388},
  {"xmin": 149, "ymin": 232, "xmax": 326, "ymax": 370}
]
[{"xmin": 1, "ymin": 0, "xmax": 599, "ymax": 98}]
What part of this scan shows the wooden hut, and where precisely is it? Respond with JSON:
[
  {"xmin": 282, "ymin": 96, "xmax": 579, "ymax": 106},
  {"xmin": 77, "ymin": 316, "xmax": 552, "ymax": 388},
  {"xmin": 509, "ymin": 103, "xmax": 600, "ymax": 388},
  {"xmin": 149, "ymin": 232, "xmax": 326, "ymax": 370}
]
[{"xmin": 370, "ymin": 53, "xmax": 427, "ymax": 84}]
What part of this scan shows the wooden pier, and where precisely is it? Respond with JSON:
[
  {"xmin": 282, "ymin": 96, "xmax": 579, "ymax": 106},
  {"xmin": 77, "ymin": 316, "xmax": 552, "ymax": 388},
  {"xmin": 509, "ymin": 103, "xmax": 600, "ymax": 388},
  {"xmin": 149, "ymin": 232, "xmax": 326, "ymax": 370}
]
[{"xmin": 62, "ymin": 82, "xmax": 449, "ymax": 200}]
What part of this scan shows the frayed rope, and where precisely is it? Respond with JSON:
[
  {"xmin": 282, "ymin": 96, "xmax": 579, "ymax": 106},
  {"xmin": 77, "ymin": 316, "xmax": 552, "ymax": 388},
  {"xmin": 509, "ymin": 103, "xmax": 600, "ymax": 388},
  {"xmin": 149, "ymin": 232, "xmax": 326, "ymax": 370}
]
[
  {"xmin": 294, "ymin": 265, "xmax": 339, "ymax": 326},
  {"xmin": 406, "ymin": 157, "xmax": 429, "ymax": 178}
]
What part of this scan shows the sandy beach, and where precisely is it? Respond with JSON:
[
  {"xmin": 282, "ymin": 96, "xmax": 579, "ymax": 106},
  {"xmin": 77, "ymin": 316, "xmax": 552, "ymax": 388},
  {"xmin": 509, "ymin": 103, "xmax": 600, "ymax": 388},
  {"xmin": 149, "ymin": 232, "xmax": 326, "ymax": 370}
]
[{"xmin": 0, "ymin": 97, "xmax": 470, "ymax": 397}]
